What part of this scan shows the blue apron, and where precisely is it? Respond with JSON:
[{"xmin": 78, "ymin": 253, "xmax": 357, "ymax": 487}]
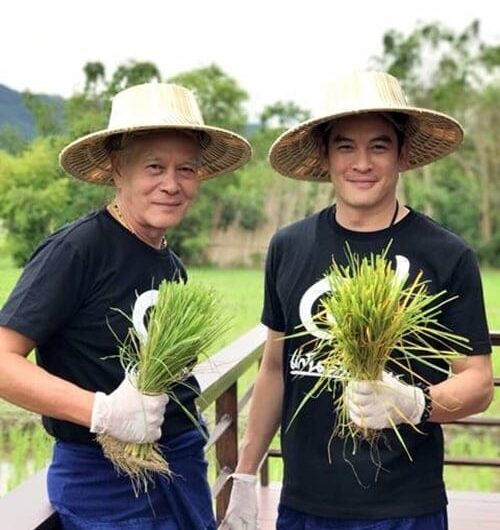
[
  {"xmin": 47, "ymin": 428, "xmax": 216, "ymax": 530},
  {"xmin": 277, "ymin": 504, "xmax": 448, "ymax": 530}
]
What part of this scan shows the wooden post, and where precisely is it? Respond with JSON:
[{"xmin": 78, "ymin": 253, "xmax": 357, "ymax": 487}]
[
  {"xmin": 260, "ymin": 455, "xmax": 269, "ymax": 486},
  {"xmin": 257, "ymin": 356, "xmax": 269, "ymax": 487},
  {"xmin": 215, "ymin": 383, "xmax": 238, "ymax": 523}
]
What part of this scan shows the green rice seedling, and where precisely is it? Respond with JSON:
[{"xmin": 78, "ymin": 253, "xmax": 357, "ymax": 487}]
[
  {"xmin": 289, "ymin": 243, "xmax": 469, "ymax": 457},
  {"xmin": 97, "ymin": 279, "xmax": 230, "ymax": 493}
]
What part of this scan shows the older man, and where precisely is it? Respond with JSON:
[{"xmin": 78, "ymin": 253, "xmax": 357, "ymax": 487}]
[{"xmin": 0, "ymin": 82, "xmax": 251, "ymax": 529}]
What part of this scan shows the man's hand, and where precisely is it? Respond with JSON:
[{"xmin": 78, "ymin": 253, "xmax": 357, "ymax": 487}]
[
  {"xmin": 220, "ymin": 473, "xmax": 258, "ymax": 530},
  {"xmin": 346, "ymin": 371, "xmax": 426, "ymax": 430},
  {"xmin": 90, "ymin": 375, "xmax": 169, "ymax": 443}
]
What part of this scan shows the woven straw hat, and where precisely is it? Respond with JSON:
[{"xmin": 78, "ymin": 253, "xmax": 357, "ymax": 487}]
[
  {"xmin": 59, "ymin": 83, "xmax": 252, "ymax": 184},
  {"xmin": 269, "ymin": 71, "xmax": 463, "ymax": 181}
]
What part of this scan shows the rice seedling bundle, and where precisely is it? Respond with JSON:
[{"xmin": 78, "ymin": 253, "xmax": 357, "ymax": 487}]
[
  {"xmin": 291, "ymin": 244, "xmax": 468, "ymax": 449},
  {"xmin": 97, "ymin": 279, "xmax": 229, "ymax": 493}
]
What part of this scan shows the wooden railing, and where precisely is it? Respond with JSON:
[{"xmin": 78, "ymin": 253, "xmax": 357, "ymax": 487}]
[{"xmin": 0, "ymin": 326, "xmax": 498, "ymax": 529}]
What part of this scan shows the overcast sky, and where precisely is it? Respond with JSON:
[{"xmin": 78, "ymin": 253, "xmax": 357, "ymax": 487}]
[{"xmin": 2, "ymin": 1, "xmax": 498, "ymax": 119}]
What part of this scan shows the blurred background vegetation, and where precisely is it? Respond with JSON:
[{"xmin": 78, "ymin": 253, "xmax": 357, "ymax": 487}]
[{"xmin": 0, "ymin": 20, "xmax": 499, "ymax": 267}]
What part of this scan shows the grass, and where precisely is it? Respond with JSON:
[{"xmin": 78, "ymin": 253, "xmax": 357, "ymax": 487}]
[
  {"xmin": 0, "ymin": 260, "xmax": 498, "ymax": 492},
  {"xmin": 0, "ymin": 424, "xmax": 53, "ymax": 494},
  {"xmin": 189, "ymin": 267, "xmax": 264, "ymax": 343},
  {"xmin": 482, "ymin": 269, "xmax": 500, "ymax": 329}
]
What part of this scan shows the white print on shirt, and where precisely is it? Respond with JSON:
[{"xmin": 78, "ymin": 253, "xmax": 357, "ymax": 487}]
[
  {"xmin": 289, "ymin": 349, "xmax": 349, "ymax": 379},
  {"xmin": 132, "ymin": 289, "xmax": 158, "ymax": 343},
  {"xmin": 291, "ymin": 255, "xmax": 410, "ymax": 378}
]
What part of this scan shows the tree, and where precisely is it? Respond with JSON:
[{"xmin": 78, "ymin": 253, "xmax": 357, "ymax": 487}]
[
  {"xmin": 260, "ymin": 101, "xmax": 310, "ymax": 130},
  {"xmin": 106, "ymin": 60, "xmax": 161, "ymax": 97},
  {"xmin": 0, "ymin": 137, "xmax": 68, "ymax": 264},
  {"xmin": 169, "ymin": 64, "xmax": 248, "ymax": 132},
  {"xmin": 373, "ymin": 21, "xmax": 500, "ymax": 260},
  {"xmin": 83, "ymin": 62, "xmax": 106, "ymax": 95},
  {"xmin": 22, "ymin": 91, "xmax": 64, "ymax": 137},
  {"xmin": 251, "ymin": 101, "xmax": 311, "ymax": 160},
  {"xmin": 0, "ymin": 124, "xmax": 28, "ymax": 155}
]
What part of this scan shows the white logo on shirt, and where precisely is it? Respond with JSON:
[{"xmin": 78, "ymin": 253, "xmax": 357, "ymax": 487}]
[{"xmin": 132, "ymin": 289, "xmax": 158, "ymax": 343}]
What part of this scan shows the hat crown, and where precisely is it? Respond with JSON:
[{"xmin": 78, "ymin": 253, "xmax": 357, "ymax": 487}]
[
  {"xmin": 324, "ymin": 71, "xmax": 409, "ymax": 115},
  {"xmin": 108, "ymin": 83, "xmax": 205, "ymax": 130}
]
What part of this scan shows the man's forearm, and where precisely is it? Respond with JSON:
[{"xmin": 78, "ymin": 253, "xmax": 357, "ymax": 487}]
[
  {"xmin": 235, "ymin": 365, "xmax": 284, "ymax": 474},
  {"xmin": 0, "ymin": 350, "xmax": 94, "ymax": 426},
  {"xmin": 430, "ymin": 355, "xmax": 493, "ymax": 422}
]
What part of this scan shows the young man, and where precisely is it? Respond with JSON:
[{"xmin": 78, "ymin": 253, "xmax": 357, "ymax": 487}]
[{"xmin": 221, "ymin": 71, "xmax": 493, "ymax": 530}]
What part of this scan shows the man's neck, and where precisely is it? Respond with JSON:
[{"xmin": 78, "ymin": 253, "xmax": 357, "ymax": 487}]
[{"xmin": 334, "ymin": 201, "xmax": 405, "ymax": 232}]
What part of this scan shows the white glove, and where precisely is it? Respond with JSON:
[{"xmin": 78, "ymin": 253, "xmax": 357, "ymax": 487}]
[
  {"xmin": 346, "ymin": 372, "xmax": 426, "ymax": 430},
  {"xmin": 90, "ymin": 374, "xmax": 169, "ymax": 443},
  {"xmin": 220, "ymin": 473, "xmax": 258, "ymax": 530}
]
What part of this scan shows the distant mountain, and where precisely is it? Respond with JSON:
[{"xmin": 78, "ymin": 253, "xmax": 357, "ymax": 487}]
[{"xmin": 0, "ymin": 84, "xmax": 65, "ymax": 139}]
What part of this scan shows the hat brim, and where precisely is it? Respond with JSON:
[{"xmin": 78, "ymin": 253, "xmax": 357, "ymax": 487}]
[
  {"xmin": 269, "ymin": 106, "xmax": 464, "ymax": 181},
  {"xmin": 59, "ymin": 124, "xmax": 252, "ymax": 184}
]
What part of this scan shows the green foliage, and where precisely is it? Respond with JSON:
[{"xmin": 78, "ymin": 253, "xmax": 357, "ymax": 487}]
[
  {"xmin": 253, "ymin": 101, "xmax": 310, "ymax": 161},
  {"xmin": 374, "ymin": 20, "xmax": 500, "ymax": 262},
  {"xmin": 168, "ymin": 163, "xmax": 269, "ymax": 264},
  {"xmin": 0, "ymin": 137, "xmax": 109, "ymax": 265},
  {"xmin": 375, "ymin": 20, "xmax": 494, "ymax": 105},
  {"xmin": 403, "ymin": 159, "xmax": 481, "ymax": 248},
  {"xmin": 212, "ymin": 162, "xmax": 269, "ymax": 231},
  {"xmin": 65, "ymin": 60, "xmax": 163, "ymax": 139},
  {"xmin": 22, "ymin": 91, "xmax": 64, "ymax": 137},
  {"xmin": 431, "ymin": 164, "xmax": 481, "ymax": 245},
  {"xmin": 445, "ymin": 430, "xmax": 500, "ymax": 491},
  {"xmin": 259, "ymin": 101, "xmax": 311, "ymax": 130},
  {"xmin": 169, "ymin": 64, "xmax": 248, "ymax": 132},
  {"xmin": 0, "ymin": 137, "xmax": 65, "ymax": 264},
  {"xmin": 0, "ymin": 124, "xmax": 28, "ymax": 155},
  {"xmin": 249, "ymin": 127, "xmax": 280, "ymax": 161},
  {"xmin": 0, "ymin": 60, "xmax": 274, "ymax": 266},
  {"xmin": 477, "ymin": 233, "xmax": 500, "ymax": 268},
  {"xmin": 1, "ymin": 60, "xmax": 252, "ymax": 265},
  {"xmin": 3, "ymin": 35, "xmax": 499, "ymax": 269},
  {"xmin": 3, "ymin": 424, "xmax": 53, "ymax": 492},
  {"xmin": 0, "ymin": 61, "xmax": 256, "ymax": 266},
  {"xmin": 106, "ymin": 60, "xmax": 161, "ymax": 97},
  {"xmin": 167, "ymin": 202, "xmax": 212, "ymax": 265},
  {"xmin": 65, "ymin": 93, "xmax": 107, "ymax": 138},
  {"xmin": 83, "ymin": 62, "xmax": 106, "ymax": 95}
]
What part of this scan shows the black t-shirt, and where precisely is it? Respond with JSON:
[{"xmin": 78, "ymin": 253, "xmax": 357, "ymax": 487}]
[
  {"xmin": 0, "ymin": 209, "xmax": 200, "ymax": 444},
  {"xmin": 262, "ymin": 206, "xmax": 491, "ymax": 519}
]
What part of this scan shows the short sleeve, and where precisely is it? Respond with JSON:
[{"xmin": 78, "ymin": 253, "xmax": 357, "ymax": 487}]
[
  {"xmin": 440, "ymin": 248, "xmax": 491, "ymax": 355},
  {"xmin": 261, "ymin": 235, "xmax": 285, "ymax": 332},
  {"xmin": 0, "ymin": 238, "xmax": 88, "ymax": 345}
]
